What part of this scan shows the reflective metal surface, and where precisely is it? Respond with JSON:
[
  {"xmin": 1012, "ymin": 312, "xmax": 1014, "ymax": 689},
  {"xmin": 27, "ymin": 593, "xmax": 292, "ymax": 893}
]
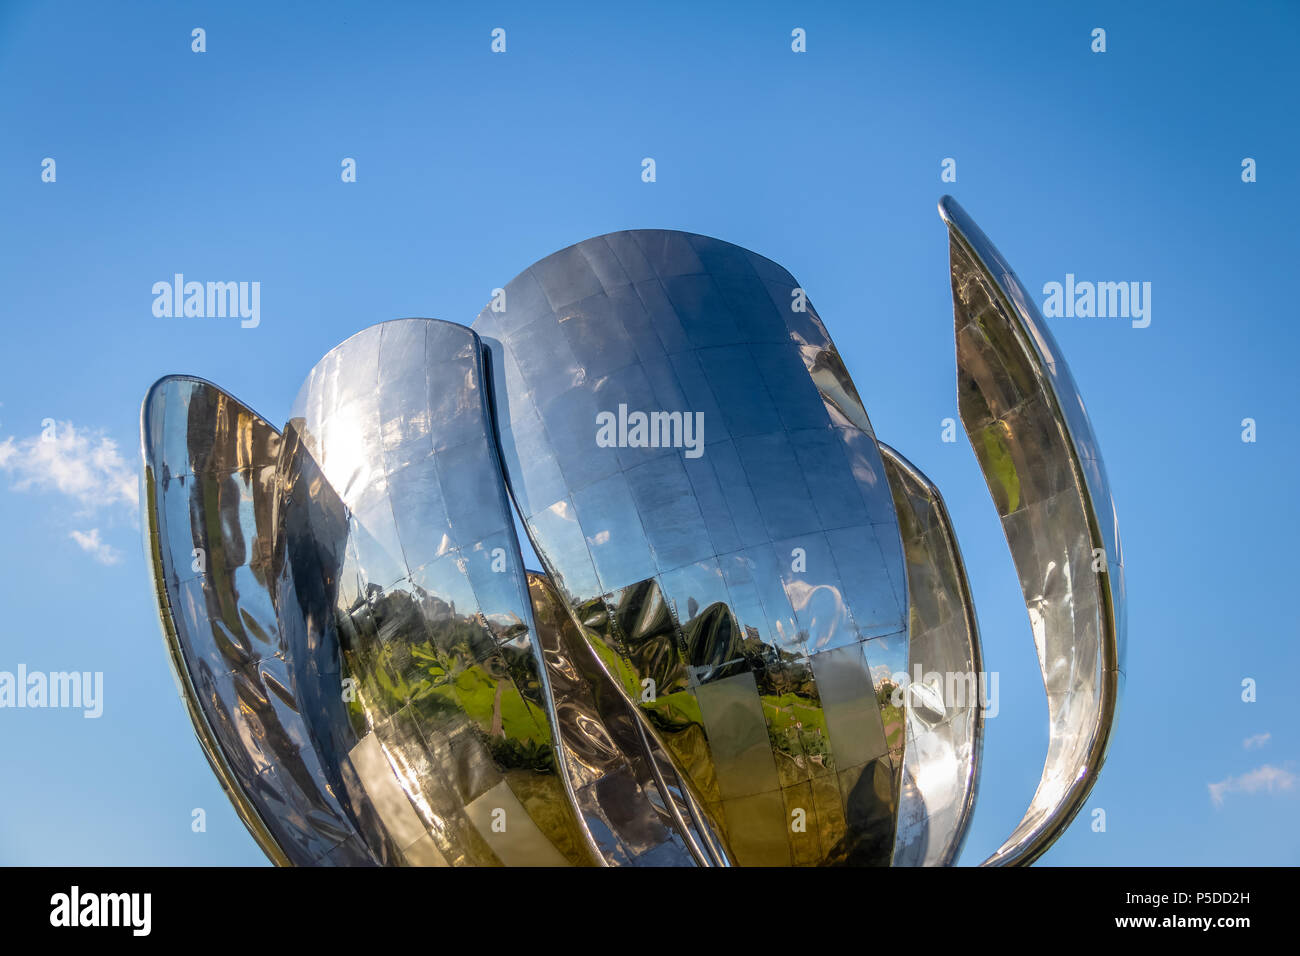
[
  {"xmin": 940, "ymin": 196, "xmax": 1125, "ymax": 866},
  {"xmin": 475, "ymin": 230, "xmax": 910, "ymax": 866},
  {"xmin": 526, "ymin": 569, "xmax": 719, "ymax": 865},
  {"xmin": 140, "ymin": 377, "xmax": 373, "ymax": 865},
  {"xmin": 880, "ymin": 442, "xmax": 982, "ymax": 868},
  {"xmin": 141, "ymin": 200, "xmax": 1124, "ymax": 866},
  {"xmin": 285, "ymin": 319, "xmax": 594, "ymax": 866}
]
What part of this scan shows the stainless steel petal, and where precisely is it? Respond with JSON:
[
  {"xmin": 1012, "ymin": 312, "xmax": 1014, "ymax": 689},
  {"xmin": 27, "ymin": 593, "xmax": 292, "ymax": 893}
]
[
  {"xmin": 286, "ymin": 318, "xmax": 598, "ymax": 866},
  {"xmin": 878, "ymin": 442, "xmax": 982, "ymax": 867},
  {"xmin": 938, "ymin": 196, "xmax": 1125, "ymax": 867},
  {"xmin": 526, "ymin": 569, "xmax": 722, "ymax": 865},
  {"xmin": 140, "ymin": 376, "xmax": 373, "ymax": 866},
  {"xmin": 475, "ymin": 231, "xmax": 910, "ymax": 866}
]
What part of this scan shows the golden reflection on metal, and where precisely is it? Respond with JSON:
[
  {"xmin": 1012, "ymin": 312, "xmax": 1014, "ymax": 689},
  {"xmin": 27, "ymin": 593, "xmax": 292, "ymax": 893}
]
[
  {"xmin": 474, "ymin": 230, "xmax": 912, "ymax": 866},
  {"xmin": 940, "ymin": 196, "xmax": 1124, "ymax": 867},
  {"xmin": 879, "ymin": 442, "xmax": 982, "ymax": 868},
  {"xmin": 141, "ymin": 377, "xmax": 366, "ymax": 866},
  {"xmin": 527, "ymin": 570, "xmax": 726, "ymax": 865},
  {"xmin": 141, "ymin": 201, "xmax": 1123, "ymax": 867},
  {"xmin": 283, "ymin": 320, "xmax": 596, "ymax": 867}
]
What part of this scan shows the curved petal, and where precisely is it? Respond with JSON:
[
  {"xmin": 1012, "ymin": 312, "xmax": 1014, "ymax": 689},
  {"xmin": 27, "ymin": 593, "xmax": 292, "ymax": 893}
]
[
  {"xmin": 285, "ymin": 318, "xmax": 602, "ymax": 866},
  {"xmin": 939, "ymin": 196, "xmax": 1125, "ymax": 866},
  {"xmin": 140, "ymin": 376, "xmax": 373, "ymax": 865},
  {"xmin": 877, "ymin": 443, "xmax": 983, "ymax": 867},
  {"xmin": 526, "ymin": 569, "xmax": 721, "ymax": 865},
  {"xmin": 475, "ymin": 231, "xmax": 910, "ymax": 866}
]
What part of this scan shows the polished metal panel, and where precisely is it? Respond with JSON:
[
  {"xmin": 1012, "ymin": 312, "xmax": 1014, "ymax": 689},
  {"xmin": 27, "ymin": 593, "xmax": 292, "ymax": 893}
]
[
  {"xmin": 142, "ymin": 323, "xmax": 719, "ymax": 867},
  {"xmin": 879, "ymin": 442, "xmax": 982, "ymax": 867},
  {"xmin": 939, "ymin": 196, "xmax": 1125, "ymax": 867},
  {"xmin": 475, "ymin": 230, "xmax": 910, "ymax": 866},
  {"xmin": 140, "ymin": 376, "xmax": 374, "ymax": 866},
  {"xmin": 142, "ymin": 200, "xmax": 1124, "ymax": 867},
  {"xmin": 284, "ymin": 319, "xmax": 595, "ymax": 866},
  {"xmin": 526, "ymin": 570, "xmax": 722, "ymax": 865}
]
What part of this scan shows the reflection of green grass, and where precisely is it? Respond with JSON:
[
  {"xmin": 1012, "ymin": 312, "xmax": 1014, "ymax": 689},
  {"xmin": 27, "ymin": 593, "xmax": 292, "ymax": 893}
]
[
  {"xmin": 440, "ymin": 665, "xmax": 548, "ymax": 743},
  {"xmin": 410, "ymin": 641, "xmax": 446, "ymax": 677},
  {"xmin": 583, "ymin": 625, "xmax": 903, "ymax": 778},
  {"xmin": 764, "ymin": 692, "xmax": 831, "ymax": 769},
  {"xmin": 879, "ymin": 702, "xmax": 904, "ymax": 751},
  {"xmin": 980, "ymin": 424, "xmax": 1020, "ymax": 512},
  {"xmin": 350, "ymin": 634, "xmax": 553, "ymax": 754},
  {"xmin": 764, "ymin": 692, "xmax": 828, "ymax": 737},
  {"xmin": 589, "ymin": 635, "xmax": 641, "ymax": 699},
  {"xmin": 643, "ymin": 689, "xmax": 701, "ymax": 729}
]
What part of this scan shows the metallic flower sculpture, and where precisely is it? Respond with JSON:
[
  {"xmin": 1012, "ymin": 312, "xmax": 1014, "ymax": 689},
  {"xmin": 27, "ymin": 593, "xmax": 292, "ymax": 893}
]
[{"xmin": 140, "ymin": 197, "xmax": 1124, "ymax": 866}]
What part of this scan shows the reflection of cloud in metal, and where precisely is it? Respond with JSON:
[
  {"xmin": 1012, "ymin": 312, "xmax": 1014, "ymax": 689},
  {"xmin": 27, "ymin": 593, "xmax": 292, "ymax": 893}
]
[
  {"xmin": 140, "ymin": 202, "xmax": 1126, "ymax": 868},
  {"xmin": 476, "ymin": 227, "xmax": 910, "ymax": 867}
]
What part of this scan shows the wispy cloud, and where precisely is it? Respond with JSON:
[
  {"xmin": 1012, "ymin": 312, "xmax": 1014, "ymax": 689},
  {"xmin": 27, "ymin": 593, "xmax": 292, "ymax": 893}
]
[
  {"xmin": 0, "ymin": 420, "xmax": 137, "ymax": 565},
  {"xmin": 1208, "ymin": 764, "xmax": 1296, "ymax": 808},
  {"xmin": 0, "ymin": 420, "xmax": 137, "ymax": 515},
  {"xmin": 1243, "ymin": 732, "xmax": 1271, "ymax": 750},
  {"xmin": 69, "ymin": 528, "xmax": 122, "ymax": 565}
]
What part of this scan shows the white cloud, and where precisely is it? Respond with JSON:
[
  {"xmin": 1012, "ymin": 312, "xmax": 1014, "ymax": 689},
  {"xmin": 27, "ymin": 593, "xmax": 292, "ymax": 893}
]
[
  {"xmin": 871, "ymin": 663, "xmax": 896, "ymax": 684},
  {"xmin": 69, "ymin": 528, "xmax": 122, "ymax": 565},
  {"xmin": 0, "ymin": 420, "xmax": 137, "ymax": 515},
  {"xmin": 0, "ymin": 420, "xmax": 137, "ymax": 566},
  {"xmin": 1243, "ymin": 732, "xmax": 1271, "ymax": 750},
  {"xmin": 1208, "ymin": 764, "xmax": 1297, "ymax": 808}
]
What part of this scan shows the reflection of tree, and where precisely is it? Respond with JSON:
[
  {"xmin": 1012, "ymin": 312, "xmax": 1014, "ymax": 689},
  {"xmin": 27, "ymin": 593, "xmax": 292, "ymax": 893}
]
[
  {"xmin": 684, "ymin": 602, "xmax": 745, "ymax": 681},
  {"xmin": 337, "ymin": 579, "xmax": 556, "ymax": 773},
  {"xmin": 538, "ymin": 565, "xmax": 903, "ymax": 864},
  {"xmin": 487, "ymin": 736, "xmax": 553, "ymax": 772},
  {"xmin": 876, "ymin": 679, "xmax": 899, "ymax": 707},
  {"xmin": 760, "ymin": 657, "xmax": 831, "ymax": 776}
]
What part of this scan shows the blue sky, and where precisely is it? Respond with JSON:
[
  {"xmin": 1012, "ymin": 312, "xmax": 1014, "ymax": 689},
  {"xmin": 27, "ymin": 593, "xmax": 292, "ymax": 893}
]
[{"xmin": 0, "ymin": 0, "xmax": 1295, "ymax": 865}]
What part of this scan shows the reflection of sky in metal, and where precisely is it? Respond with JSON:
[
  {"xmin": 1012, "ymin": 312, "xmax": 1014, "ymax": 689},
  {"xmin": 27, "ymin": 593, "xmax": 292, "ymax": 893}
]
[
  {"xmin": 143, "ymin": 321, "xmax": 714, "ymax": 866},
  {"xmin": 880, "ymin": 442, "xmax": 981, "ymax": 868},
  {"xmin": 140, "ymin": 211, "xmax": 1123, "ymax": 867},
  {"xmin": 141, "ymin": 377, "xmax": 373, "ymax": 866},
  {"xmin": 941, "ymin": 197, "xmax": 1124, "ymax": 866},
  {"xmin": 475, "ymin": 229, "xmax": 910, "ymax": 865}
]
